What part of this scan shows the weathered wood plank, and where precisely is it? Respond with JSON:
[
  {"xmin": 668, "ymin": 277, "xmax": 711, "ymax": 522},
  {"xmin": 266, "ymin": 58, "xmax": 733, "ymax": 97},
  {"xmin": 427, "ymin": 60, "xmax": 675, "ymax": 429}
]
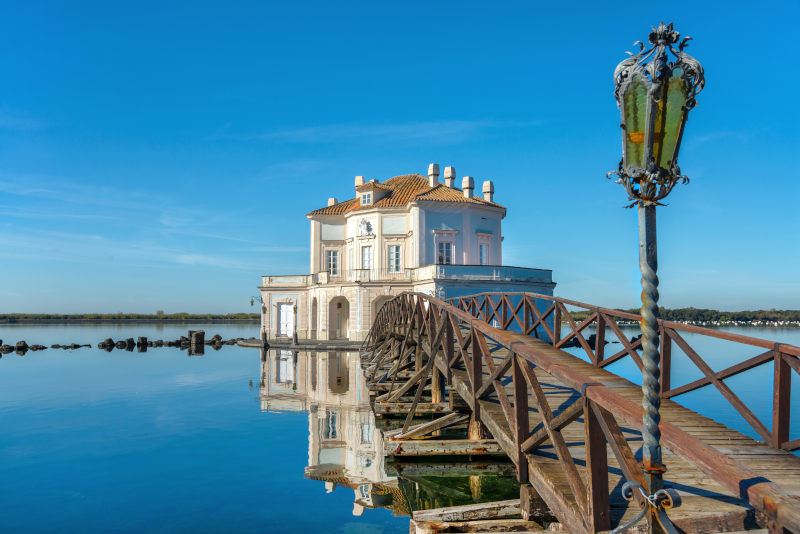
[
  {"xmin": 385, "ymin": 461, "xmax": 517, "ymax": 477},
  {"xmin": 374, "ymin": 402, "xmax": 450, "ymax": 415},
  {"xmin": 412, "ymin": 499, "xmax": 521, "ymax": 522},
  {"xmin": 393, "ymin": 412, "xmax": 470, "ymax": 440},
  {"xmin": 412, "ymin": 519, "xmax": 544, "ymax": 534},
  {"xmin": 385, "ymin": 439, "xmax": 505, "ymax": 457}
]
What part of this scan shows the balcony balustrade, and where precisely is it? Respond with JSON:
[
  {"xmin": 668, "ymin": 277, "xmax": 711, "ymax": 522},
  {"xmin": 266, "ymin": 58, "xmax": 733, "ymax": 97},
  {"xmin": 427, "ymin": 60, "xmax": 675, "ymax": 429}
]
[{"xmin": 261, "ymin": 265, "xmax": 552, "ymax": 288}]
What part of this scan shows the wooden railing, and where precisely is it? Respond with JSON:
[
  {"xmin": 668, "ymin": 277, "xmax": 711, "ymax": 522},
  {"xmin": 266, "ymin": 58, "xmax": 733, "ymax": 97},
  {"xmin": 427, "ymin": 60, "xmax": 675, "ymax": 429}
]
[
  {"xmin": 443, "ymin": 291, "xmax": 800, "ymax": 452},
  {"xmin": 363, "ymin": 291, "xmax": 800, "ymax": 534}
]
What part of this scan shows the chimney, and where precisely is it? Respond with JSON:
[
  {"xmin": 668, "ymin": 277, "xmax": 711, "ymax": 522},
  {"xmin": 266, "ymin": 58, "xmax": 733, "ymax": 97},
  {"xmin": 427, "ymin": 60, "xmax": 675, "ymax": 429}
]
[
  {"xmin": 462, "ymin": 176, "xmax": 475, "ymax": 199},
  {"xmin": 482, "ymin": 181, "xmax": 494, "ymax": 202},
  {"xmin": 444, "ymin": 166, "xmax": 456, "ymax": 188},
  {"xmin": 328, "ymin": 198, "xmax": 338, "ymax": 206},
  {"xmin": 428, "ymin": 163, "xmax": 440, "ymax": 187},
  {"xmin": 354, "ymin": 176, "xmax": 365, "ymax": 188}
]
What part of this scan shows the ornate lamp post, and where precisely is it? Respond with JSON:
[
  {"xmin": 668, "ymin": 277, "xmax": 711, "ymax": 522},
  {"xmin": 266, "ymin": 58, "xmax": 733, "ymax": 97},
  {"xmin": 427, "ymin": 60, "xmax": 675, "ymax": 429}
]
[{"xmin": 607, "ymin": 22, "xmax": 704, "ymax": 534}]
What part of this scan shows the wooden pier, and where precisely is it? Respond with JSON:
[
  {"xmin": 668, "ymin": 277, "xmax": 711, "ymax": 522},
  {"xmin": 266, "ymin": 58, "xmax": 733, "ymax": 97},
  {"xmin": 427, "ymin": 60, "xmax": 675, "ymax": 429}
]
[{"xmin": 361, "ymin": 292, "xmax": 800, "ymax": 534}]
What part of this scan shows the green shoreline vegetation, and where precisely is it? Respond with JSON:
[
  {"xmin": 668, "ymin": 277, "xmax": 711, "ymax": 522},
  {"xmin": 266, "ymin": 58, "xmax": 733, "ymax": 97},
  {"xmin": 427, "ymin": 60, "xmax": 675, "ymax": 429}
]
[
  {"xmin": 565, "ymin": 307, "xmax": 800, "ymax": 325},
  {"xmin": 0, "ymin": 312, "xmax": 260, "ymax": 323}
]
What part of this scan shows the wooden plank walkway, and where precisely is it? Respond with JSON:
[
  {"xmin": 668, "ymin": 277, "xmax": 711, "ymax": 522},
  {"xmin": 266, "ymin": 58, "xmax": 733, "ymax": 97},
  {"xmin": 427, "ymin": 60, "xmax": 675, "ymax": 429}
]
[
  {"xmin": 439, "ymin": 330, "xmax": 800, "ymax": 531},
  {"xmin": 365, "ymin": 292, "xmax": 800, "ymax": 534}
]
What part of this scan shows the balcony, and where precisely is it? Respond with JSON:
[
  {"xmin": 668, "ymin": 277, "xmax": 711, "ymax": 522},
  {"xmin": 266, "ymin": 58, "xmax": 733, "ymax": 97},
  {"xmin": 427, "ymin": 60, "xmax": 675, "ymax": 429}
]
[{"xmin": 261, "ymin": 265, "xmax": 552, "ymax": 288}]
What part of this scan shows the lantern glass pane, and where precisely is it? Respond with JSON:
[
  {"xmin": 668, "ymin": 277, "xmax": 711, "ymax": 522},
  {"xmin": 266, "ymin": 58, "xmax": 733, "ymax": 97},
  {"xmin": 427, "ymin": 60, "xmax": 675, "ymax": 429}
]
[
  {"xmin": 622, "ymin": 73, "xmax": 649, "ymax": 170},
  {"xmin": 653, "ymin": 69, "xmax": 688, "ymax": 171}
]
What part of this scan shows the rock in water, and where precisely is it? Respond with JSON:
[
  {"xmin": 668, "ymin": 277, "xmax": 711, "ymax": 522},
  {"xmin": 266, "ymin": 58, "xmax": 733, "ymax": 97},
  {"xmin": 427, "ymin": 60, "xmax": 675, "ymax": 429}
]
[{"xmin": 16, "ymin": 341, "xmax": 29, "ymax": 351}]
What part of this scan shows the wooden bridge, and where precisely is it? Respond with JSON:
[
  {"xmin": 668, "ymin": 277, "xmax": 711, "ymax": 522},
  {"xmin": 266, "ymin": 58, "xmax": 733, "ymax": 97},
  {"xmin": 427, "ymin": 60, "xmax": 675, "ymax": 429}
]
[{"xmin": 361, "ymin": 291, "xmax": 800, "ymax": 534}]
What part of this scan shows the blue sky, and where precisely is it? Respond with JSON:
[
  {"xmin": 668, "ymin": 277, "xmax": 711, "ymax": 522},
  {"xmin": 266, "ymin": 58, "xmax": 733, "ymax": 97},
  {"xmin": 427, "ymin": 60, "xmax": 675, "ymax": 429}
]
[{"xmin": 1, "ymin": 1, "xmax": 798, "ymax": 314}]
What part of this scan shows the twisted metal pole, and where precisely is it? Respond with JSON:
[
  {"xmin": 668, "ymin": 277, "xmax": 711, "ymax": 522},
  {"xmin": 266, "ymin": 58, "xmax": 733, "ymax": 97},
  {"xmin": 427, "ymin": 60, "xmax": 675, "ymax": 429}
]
[{"xmin": 638, "ymin": 203, "xmax": 666, "ymax": 532}]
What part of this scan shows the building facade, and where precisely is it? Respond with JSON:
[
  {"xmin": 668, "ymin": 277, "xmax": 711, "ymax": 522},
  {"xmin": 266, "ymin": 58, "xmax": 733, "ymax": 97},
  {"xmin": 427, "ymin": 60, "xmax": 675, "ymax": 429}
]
[{"xmin": 258, "ymin": 163, "xmax": 556, "ymax": 341}]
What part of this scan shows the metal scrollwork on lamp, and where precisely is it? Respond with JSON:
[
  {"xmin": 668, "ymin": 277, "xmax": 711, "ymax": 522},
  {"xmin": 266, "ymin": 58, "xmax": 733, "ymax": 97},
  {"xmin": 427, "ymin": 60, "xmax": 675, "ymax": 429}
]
[
  {"xmin": 606, "ymin": 22, "xmax": 705, "ymax": 534},
  {"xmin": 607, "ymin": 21, "xmax": 705, "ymax": 208}
]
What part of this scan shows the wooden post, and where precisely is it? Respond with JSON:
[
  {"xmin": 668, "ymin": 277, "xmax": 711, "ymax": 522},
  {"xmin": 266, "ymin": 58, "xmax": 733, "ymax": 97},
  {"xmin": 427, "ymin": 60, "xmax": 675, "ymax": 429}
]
[
  {"xmin": 660, "ymin": 325, "xmax": 672, "ymax": 394},
  {"xmin": 431, "ymin": 367, "xmax": 445, "ymax": 403},
  {"xmin": 595, "ymin": 314, "xmax": 605, "ymax": 367},
  {"xmin": 524, "ymin": 297, "xmax": 531, "ymax": 335},
  {"xmin": 520, "ymin": 485, "xmax": 554, "ymax": 522},
  {"xmin": 502, "ymin": 296, "xmax": 508, "ymax": 330},
  {"xmin": 416, "ymin": 301, "xmax": 423, "ymax": 373},
  {"xmin": 445, "ymin": 315, "xmax": 454, "ymax": 384},
  {"xmin": 471, "ymin": 329, "xmax": 482, "ymax": 421},
  {"xmin": 773, "ymin": 352, "xmax": 791, "ymax": 449},
  {"xmin": 584, "ymin": 399, "xmax": 611, "ymax": 532},
  {"xmin": 469, "ymin": 329, "xmax": 489, "ymax": 440},
  {"xmin": 553, "ymin": 303, "xmax": 561, "ymax": 346},
  {"xmin": 512, "ymin": 354, "xmax": 529, "ymax": 483}
]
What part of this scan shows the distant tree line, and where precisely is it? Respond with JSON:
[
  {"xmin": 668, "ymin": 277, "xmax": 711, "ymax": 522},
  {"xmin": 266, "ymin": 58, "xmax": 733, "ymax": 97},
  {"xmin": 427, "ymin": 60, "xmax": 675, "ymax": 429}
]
[
  {"xmin": 566, "ymin": 307, "xmax": 800, "ymax": 323},
  {"xmin": 0, "ymin": 312, "xmax": 261, "ymax": 322}
]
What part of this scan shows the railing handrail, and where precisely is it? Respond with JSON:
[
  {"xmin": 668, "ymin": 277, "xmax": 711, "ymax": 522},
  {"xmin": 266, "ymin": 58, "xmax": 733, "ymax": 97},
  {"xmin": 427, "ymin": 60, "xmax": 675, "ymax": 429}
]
[
  {"xmin": 261, "ymin": 264, "xmax": 554, "ymax": 287},
  {"xmin": 369, "ymin": 291, "xmax": 800, "ymax": 533},
  {"xmin": 445, "ymin": 290, "xmax": 800, "ymax": 358}
]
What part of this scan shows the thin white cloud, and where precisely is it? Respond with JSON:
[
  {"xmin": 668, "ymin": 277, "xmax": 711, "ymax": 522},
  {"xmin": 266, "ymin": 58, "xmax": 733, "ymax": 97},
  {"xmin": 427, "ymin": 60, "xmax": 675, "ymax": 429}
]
[
  {"xmin": 238, "ymin": 246, "xmax": 307, "ymax": 252},
  {"xmin": 223, "ymin": 119, "xmax": 543, "ymax": 145},
  {"xmin": 0, "ymin": 205, "xmax": 118, "ymax": 221}
]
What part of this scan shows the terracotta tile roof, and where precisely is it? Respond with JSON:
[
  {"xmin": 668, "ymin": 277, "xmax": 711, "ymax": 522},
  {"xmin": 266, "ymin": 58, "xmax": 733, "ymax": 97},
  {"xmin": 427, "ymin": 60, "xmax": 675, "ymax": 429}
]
[
  {"xmin": 355, "ymin": 181, "xmax": 391, "ymax": 192},
  {"xmin": 410, "ymin": 184, "xmax": 504, "ymax": 208},
  {"xmin": 307, "ymin": 197, "xmax": 359, "ymax": 216},
  {"xmin": 307, "ymin": 173, "xmax": 504, "ymax": 216}
]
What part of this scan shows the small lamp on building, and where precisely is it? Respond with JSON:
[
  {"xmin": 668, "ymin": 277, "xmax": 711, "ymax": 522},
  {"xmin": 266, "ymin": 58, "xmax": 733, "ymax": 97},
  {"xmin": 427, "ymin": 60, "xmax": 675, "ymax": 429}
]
[
  {"xmin": 606, "ymin": 22, "xmax": 704, "ymax": 534},
  {"xmin": 251, "ymin": 295, "xmax": 268, "ymax": 346}
]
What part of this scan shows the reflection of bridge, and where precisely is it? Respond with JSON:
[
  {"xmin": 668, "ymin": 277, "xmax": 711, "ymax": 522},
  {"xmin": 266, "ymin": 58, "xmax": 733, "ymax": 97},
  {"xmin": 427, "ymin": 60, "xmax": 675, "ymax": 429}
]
[
  {"xmin": 364, "ymin": 292, "xmax": 800, "ymax": 534},
  {"xmin": 258, "ymin": 349, "xmax": 401, "ymax": 515}
]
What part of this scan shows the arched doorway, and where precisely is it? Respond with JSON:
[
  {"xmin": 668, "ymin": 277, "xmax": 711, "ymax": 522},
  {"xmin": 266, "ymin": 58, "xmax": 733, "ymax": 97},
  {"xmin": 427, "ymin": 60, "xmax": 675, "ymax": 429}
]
[
  {"xmin": 372, "ymin": 295, "xmax": 393, "ymax": 325},
  {"xmin": 328, "ymin": 297, "xmax": 350, "ymax": 340}
]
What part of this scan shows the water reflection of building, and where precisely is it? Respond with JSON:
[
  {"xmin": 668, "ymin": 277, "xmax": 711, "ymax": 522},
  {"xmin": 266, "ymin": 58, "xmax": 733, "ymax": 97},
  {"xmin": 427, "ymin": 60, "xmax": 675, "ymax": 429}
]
[{"xmin": 259, "ymin": 349, "xmax": 401, "ymax": 516}]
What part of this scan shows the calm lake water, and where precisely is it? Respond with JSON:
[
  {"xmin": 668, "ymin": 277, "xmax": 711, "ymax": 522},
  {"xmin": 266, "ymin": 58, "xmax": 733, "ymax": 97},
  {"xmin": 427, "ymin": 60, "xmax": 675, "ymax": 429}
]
[{"xmin": 1, "ymin": 322, "xmax": 798, "ymax": 533}]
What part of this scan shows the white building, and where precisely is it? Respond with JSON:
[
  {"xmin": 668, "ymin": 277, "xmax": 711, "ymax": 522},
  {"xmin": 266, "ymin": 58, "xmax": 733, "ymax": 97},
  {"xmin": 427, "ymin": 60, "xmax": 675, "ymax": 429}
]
[{"xmin": 258, "ymin": 163, "xmax": 555, "ymax": 341}]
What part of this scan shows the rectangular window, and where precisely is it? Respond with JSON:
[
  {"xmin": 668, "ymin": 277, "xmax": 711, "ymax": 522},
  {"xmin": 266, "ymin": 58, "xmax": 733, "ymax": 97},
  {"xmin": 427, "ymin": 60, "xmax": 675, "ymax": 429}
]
[
  {"xmin": 361, "ymin": 246, "xmax": 372, "ymax": 269},
  {"xmin": 388, "ymin": 245, "xmax": 401, "ymax": 272},
  {"xmin": 326, "ymin": 250, "xmax": 339, "ymax": 275},
  {"xmin": 437, "ymin": 242, "xmax": 452, "ymax": 265},
  {"xmin": 361, "ymin": 192, "xmax": 372, "ymax": 205},
  {"xmin": 479, "ymin": 244, "xmax": 489, "ymax": 265}
]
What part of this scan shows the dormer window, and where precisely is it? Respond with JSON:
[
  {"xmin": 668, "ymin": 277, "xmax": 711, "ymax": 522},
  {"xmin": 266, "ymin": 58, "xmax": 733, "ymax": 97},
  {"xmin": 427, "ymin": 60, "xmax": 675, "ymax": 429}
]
[{"xmin": 361, "ymin": 192, "xmax": 372, "ymax": 205}]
